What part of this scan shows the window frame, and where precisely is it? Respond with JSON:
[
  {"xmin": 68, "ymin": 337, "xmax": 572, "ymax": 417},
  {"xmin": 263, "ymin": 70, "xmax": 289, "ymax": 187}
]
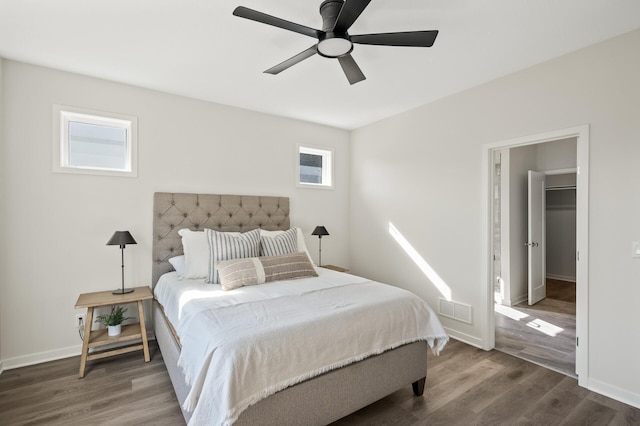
[
  {"xmin": 297, "ymin": 145, "xmax": 334, "ymax": 189},
  {"xmin": 52, "ymin": 104, "xmax": 138, "ymax": 177}
]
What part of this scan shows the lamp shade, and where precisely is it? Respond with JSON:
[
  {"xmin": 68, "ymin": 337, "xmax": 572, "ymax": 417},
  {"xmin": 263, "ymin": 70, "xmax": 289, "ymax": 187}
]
[
  {"xmin": 106, "ymin": 231, "xmax": 137, "ymax": 246},
  {"xmin": 311, "ymin": 226, "xmax": 329, "ymax": 237}
]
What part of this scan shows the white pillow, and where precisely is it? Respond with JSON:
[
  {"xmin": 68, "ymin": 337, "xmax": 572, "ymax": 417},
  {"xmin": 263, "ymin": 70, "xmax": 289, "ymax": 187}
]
[
  {"xmin": 168, "ymin": 255, "xmax": 186, "ymax": 277},
  {"xmin": 260, "ymin": 227, "xmax": 315, "ymax": 265},
  {"xmin": 177, "ymin": 229, "xmax": 209, "ymax": 279}
]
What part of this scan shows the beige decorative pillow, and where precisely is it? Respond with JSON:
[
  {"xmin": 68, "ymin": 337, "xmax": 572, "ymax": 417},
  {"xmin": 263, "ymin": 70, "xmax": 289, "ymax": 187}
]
[{"xmin": 216, "ymin": 252, "xmax": 318, "ymax": 291}]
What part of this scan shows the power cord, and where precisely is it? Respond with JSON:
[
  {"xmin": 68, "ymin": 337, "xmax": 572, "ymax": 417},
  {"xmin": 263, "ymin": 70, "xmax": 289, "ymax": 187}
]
[{"xmin": 78, "ymin": 317, "xmax": 85, "ymax": 342}]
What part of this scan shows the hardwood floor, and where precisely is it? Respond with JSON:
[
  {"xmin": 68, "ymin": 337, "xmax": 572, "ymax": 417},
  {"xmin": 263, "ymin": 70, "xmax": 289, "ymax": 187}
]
[
  {"xmin": 0, "ymin": 342, "xmax": 183, "ymax": 426},
  {"xmin": 2, "ymin": 339, "xmax": 639, "ymax": 425},
  {"xmin": 495, "ymin": 279, "xmax": 576, "ymax": 377}
]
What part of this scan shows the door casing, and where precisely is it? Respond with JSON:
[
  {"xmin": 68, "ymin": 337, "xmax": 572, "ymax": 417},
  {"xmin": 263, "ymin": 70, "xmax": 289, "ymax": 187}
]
[{"xmin": 481, "ymin": 125, "xmax": 589, "ymax": 388}]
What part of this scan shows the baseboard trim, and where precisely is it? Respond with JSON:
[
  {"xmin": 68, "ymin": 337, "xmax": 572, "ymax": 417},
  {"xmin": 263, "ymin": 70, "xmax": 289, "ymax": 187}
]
[
  {"xmin": 2, "ymin": 332, "xmax": 157, "ymax": 371},
  {"xmin": 443, "ymin": 327, "xmax": 484, "ymax": 349},
  {"xmin": 546, "ymin": 274, "xmax": 576, "ymax": 282},
  {"xmin": 3, "ymin": 345, "xmax": 82, "ymax": 371},
  {"xmin": 588, "ymin": 378, "xmax": 640, "ymax": 410},
  {"xmin": 507, "ymin": 294, "xmax": 528, "ymax": 306}
]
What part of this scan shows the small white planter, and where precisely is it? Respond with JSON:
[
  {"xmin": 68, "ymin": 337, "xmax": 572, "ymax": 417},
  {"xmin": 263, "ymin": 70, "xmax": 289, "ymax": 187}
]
[{"xmin": 108, "ymin": 324, "xmax": 122, "ymax": 336}]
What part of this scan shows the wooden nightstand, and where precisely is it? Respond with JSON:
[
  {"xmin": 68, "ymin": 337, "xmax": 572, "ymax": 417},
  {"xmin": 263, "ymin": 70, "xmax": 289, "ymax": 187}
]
[
  {"xmin": 321, "ymin": 265, "xmax": 349, "ymax": 273},
  {"xmin": 74, "ymin": 286, "xmax": 153, "ymax": 378}
]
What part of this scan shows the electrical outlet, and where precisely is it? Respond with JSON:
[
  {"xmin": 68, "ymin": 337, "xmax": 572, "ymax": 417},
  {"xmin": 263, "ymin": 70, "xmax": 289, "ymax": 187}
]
[{"xmin": 75, "ymin": 313, "xmax": 86, "ymax": 330}]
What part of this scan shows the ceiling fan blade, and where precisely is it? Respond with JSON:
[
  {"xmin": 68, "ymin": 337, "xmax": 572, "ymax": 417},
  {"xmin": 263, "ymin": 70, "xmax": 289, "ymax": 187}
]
[
  {"xmin": 333, "ymin": 0, "xmax": 372, "ymax": 33},
  {"xmin": 351, "ymin": 30, "xmax": 439, "ymax": 47},
  {"xmin": 264, "ymin": 45, "xmax": 318, "ymax": 75},
  {"xmin": 337, "ymin": 54, "xmax": 366, "ymax": 85},
  {"xmin": 233, "ymin": 6, "xmax": 322, "ymax": 39}
]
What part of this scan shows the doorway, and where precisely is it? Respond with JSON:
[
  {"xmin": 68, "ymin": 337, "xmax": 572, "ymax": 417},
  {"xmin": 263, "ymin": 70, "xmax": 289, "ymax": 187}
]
[
  {"xmin": 482, "ymin": 125, "xmax": 589, "ymax": 387},
  {"xmin": 495, "ymin": 161, "xmax": 577, "ymax": 376}
]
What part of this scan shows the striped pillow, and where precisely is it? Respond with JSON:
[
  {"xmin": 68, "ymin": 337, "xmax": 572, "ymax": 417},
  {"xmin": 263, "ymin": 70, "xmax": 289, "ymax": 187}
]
[
  {"xmin": 260, "ymin": 228, "xmax": 298, "ymax": 257},
  {"xmin": 205, "ymin": 228, "xmax": 261, "ymax": 284},
  {"xmin": 216, "ymin": 252, "xmax": 318, "ymax": 291}
]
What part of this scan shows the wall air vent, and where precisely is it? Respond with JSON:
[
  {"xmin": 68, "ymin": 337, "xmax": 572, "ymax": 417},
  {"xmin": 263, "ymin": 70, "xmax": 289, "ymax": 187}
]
[{"xmin": 438, "ymin": 298, "xmax": 473, "ymax": 324}]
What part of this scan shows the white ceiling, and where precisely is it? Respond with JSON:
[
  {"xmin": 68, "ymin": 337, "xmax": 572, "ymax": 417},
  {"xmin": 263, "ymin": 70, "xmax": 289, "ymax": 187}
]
[{"xmin": 1, "ymin": 0, "xmax": 640, "ymax": 130}]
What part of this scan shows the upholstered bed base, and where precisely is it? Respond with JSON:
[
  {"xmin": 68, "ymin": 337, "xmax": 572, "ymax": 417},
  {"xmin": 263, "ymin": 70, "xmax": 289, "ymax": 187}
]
[{"xmin": 154, "ymin": 302, "xmax": 427, "ymax": 425}]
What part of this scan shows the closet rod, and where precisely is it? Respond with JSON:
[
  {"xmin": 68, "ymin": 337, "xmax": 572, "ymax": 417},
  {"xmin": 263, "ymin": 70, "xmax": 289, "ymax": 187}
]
[{"xmin": 546, "ymin": 185, "xmax": 576, "ymax": 191}]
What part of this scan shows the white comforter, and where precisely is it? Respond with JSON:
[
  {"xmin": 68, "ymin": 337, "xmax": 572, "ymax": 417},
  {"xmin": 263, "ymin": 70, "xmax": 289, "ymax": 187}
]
[{"xmin": 155, "ymin": 268, "xmax": 448, "ymax": 426}]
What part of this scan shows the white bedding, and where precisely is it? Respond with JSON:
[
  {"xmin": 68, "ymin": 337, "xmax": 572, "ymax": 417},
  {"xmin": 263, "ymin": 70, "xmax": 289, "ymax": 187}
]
[{"xmin": 155, "ymin": 268, "xmax": 448, "ymax": 426}]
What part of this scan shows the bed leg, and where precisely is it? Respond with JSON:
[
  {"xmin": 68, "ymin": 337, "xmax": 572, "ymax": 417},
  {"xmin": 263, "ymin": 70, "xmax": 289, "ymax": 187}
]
[{"xmin": 412, "ymin": 377, "xmax": 426, "ymax": 396}]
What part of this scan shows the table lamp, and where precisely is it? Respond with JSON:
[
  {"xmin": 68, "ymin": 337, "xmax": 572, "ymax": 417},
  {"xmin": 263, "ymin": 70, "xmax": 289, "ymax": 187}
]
[
  {"xmin": 311, "ymin": 226, "xmax": 329, "ymax": 266},
  {"xmin": 107, "ymin": 231, "xmax": 137, "ymax": 294}
]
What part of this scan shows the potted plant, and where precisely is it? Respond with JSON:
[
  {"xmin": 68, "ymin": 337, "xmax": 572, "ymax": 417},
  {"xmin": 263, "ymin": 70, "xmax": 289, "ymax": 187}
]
[{"xmin": 94, "ymin": 305, "xmax": 132, "ymax": 336}]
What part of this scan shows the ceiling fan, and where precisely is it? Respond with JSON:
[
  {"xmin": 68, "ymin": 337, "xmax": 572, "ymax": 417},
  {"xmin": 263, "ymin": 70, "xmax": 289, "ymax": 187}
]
[{"xmin": 233, "ymin": 0, "xmax": 439, "ymax": 85}]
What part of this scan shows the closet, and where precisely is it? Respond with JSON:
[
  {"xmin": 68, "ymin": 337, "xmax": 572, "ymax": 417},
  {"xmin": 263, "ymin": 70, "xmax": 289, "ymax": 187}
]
[{"xmin": 546, "ymin": 173, "xmax": 576, "ymax": 282}]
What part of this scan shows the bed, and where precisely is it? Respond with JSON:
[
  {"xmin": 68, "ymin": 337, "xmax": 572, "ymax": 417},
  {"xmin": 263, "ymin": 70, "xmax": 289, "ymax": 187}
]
[{"xmin": 151, "ymin": 192, "xmax": 447, "ymax": 425}]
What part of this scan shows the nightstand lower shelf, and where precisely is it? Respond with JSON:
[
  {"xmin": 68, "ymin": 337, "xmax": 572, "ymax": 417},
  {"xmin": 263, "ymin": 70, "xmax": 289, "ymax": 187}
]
[{"xmin": 85, "ymin": 324, "xmax": 145, "ymax": 361}]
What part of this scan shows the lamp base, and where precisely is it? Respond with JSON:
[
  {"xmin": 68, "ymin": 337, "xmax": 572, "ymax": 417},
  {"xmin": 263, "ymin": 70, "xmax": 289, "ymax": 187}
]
[{"xmin": 112, "ymin": 288, "xmax": 134, "ymax": 294}]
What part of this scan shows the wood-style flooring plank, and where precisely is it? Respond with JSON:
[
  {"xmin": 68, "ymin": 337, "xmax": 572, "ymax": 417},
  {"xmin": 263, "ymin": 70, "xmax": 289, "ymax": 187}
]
[
  {"xmin": 1, "ymin": 339, "xmax": 639, "ymax": 425},
  {"xmin": 415, "ymin": 357, "xmax": 506, "ymax": 417},
  {"xmin": 522, "ymin": 375, "xmax": 590, "ymax": 425},
  {"xmin": 470, "ymin": 367, "xmax": 566, "ymax": 425},
  {"xmin": 559, "ymin": 398, "xmax": 617, "ymax": 425},
  {"xmin": 427, "ymin": 352, "xmax": 538, "ymax": 417}
]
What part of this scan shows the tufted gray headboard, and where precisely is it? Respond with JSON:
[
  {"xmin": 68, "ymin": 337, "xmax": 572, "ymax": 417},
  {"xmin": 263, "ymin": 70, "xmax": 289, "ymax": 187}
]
[{"xmin": 152, "ymin": 192, "xmax": 290, "ymax": 287}]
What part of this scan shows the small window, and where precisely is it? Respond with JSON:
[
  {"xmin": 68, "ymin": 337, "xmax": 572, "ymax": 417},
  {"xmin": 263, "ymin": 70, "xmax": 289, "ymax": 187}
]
[
  {"xmin": 53, "ymin": 105, "xmax": 137, "ymax": 177},
  {"xmin": 297, "ymin": 145, "xmax": 333, "ymax": 189}
]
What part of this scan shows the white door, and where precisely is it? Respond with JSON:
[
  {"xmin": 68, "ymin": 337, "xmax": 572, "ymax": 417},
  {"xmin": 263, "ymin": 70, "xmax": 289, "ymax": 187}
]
[{"xmin": 528, "ymin": 170, "xmax": 546, "ymax": 305}]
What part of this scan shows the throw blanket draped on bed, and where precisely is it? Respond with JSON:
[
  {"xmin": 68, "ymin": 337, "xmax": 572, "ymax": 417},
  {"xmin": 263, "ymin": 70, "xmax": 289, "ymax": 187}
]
[{"xmin": 156, "ymin": 270, "xmax": 448, "ymax": 426}]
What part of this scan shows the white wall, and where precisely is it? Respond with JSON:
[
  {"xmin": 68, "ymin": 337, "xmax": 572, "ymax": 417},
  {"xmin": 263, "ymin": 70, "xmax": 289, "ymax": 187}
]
[
  {"xmin": 0, "ymin": 60, "xmax": 350, "ymax": 367},
  {"xmin": 351, "ymin": 29, "xmax": 640, "ymax": 406},
  {"xmin": 547, "ymin": 173, "xmax": 577, "ymax": 188},
  {"xmin": 536, "ymin": 137, "xmax": 577, "ymax": 171}
]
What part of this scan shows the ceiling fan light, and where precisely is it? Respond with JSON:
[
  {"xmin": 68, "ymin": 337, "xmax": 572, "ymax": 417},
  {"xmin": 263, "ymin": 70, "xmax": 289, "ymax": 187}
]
[{"xmin": 317, "ymin": 37, "xmax": 353, "ymax": 58}]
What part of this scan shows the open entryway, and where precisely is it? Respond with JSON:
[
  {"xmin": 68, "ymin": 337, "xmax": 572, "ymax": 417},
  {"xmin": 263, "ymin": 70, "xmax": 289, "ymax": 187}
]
[{"xmin": 482, "ymin": 125, "xmax": 589, "ymax": 387}]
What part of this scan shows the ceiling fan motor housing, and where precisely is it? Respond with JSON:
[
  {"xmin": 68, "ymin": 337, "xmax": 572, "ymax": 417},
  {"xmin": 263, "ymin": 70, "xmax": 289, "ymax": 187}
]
[{"xmin": 318, "ymin": 0, "xmax": 353, "ymax": 58}]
